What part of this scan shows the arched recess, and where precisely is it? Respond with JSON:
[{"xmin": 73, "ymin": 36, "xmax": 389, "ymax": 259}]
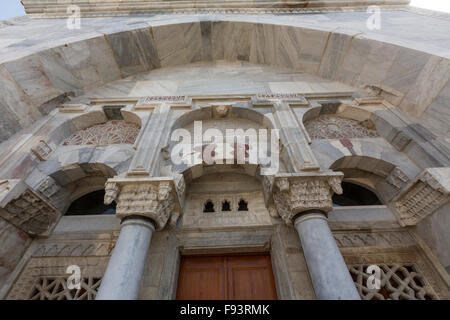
[
  {"xmin": 26, "ymin": 145, "xmax": 134, "ymax": 213},
  {"xmin": 1, "ymin": 18, "xmax": 448, "ymax": 144},
  {"xmin": 162, "ymin": 104, "xmax": 284, "ymax": 179},
  {"xmin": 46, "ymin": 162, "xmax": 117, "ymax": 214},
  {"xmin": 1, "ymin": 107, "xmax": 141, "ymax": 189},
  {"xmin": 301, "ymin": 103, "xmax": 449, "ymax": 170},
  {"xmin": 46, "ymin": 107, "xmax": 142, "ymax": 148},
  {"xmin": 329, "ymin": 155, "xmax": 416, "ymax": 204},
  {"xmin": 180, "ymin": 165, "xmax": 272, "ymax": 228}
]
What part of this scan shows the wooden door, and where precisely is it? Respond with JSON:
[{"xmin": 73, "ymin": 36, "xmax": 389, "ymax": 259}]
[{"xmin": 176, "ymin": 253, "xmax": 277, "ymax": 300}]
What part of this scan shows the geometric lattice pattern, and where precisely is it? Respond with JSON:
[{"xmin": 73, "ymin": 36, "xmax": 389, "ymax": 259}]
[
  {"xmin": 349, "ymin": 264, "xmax": 438, "ymax": 300},
  {"xmin": 305, "ymin": 115, "xmax": 379, "ymax": 140},
  {"xmin": 28, "ymin": 276, "xmax": 101, "ymax": 300},
  {"xmin": 62, "ymin": 120, "xmax": 140, "ymax": 146}
]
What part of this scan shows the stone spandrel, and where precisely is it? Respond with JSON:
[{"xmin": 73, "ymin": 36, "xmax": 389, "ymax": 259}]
[{"xmin": 394, "ymin": 167, "xmax": 450, "ymax": 226}]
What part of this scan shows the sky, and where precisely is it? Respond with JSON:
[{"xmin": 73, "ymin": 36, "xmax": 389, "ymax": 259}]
[{"xmin": 0, "ymin": 0, "xmax": 449, "ymax": 21}]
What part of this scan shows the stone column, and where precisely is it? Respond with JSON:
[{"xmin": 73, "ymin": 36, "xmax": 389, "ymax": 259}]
[
  {"xmin": 96, "ymin": 177, "xmax": 183, "ymax": 300},
  {"xmin": 293, "ymin": 210, "xmax": 360, "ymax": 300},
  {"xmin": 266, "ymin": 172, "xmax": 360, "ymax": 300},
  {"xmin": 96, "ymin": 216, "xmax": 155, "ymax": 300}
]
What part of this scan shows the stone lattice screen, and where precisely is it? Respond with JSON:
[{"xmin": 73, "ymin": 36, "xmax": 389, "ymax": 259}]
[
  {"xmin": 349, "ymin": 264, "xmax": 439, "ymax": 300},
  {"xmin": 6, "ymin": 255, "xmax": 109, "ymax": 300},
  {"xmin": 12, "ymin": 262, "xmax": 441, "ymax": 300},
  {"xmin": 28, "ymin": 276, "xmax": 101, "ymax": 300}
]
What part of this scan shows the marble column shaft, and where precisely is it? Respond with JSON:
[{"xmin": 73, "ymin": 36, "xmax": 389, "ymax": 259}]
[
  {"xmin": 96, "ymin": 217, "xmax": 155, "ymax": 300},
  {"xmin": 294, "ymin": 212, "xmax": 360, "ymax": 300}
]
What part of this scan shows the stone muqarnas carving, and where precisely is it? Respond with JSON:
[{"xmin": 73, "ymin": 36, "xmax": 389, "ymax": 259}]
[
  {"xmin": 0, "ymin": 180, "xmax": 60, "ymax": 236},
  {"xmin": 104, "ymin": 177, "xmax": 183, "ymax": 230},
  {"xmin": 267, "ymin": 172, "xmax": 343, "ymax": 225},
  {"xmin": 394, "ymin": 168, "xmax": 450, "ymax": 226}
]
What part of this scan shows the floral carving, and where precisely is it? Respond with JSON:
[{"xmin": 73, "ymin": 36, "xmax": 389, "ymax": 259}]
[
  {"xmin": 104, "ymin": 180, "xmax": 177, "ymax": 230},
  {"xmin": 62, "ymin": 120, "xmax": 140, "ymax": 146},
  {"xmin": 270, "ymin": 173, "xmax": 343, "ymax": 224},
  {"xmin": 305, "ymin": 115, "xmax": 379, "ymax": 140}
]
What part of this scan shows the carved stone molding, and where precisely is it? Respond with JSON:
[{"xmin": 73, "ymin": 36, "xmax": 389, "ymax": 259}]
[
  {"xmin": 394, "ymin": 168, "xmax": 450, "ymax": 226},
  {"xmin": 104, "ymin": 176, "xmax": 183, "ymax": 230},
  {"xmin": 265, "ymin": 172, "xmax": 343, "ymax": 225},
  {"xmin": 30, "ymin": 140, "xmax": 54, "ymax": 161},
  {"xmin": 386, "ymin": 167, "xmax": 409, "ymax": 190},
  {"xmin": 252, "ymin": 93, "xmax": 309, "ymax": 106},
  {"xmin": 57, "ymin": 104, "xmax": 88, "ymax": 113},
  {"xmin": 37, "ymin": 177, "xmax": 60, "ymax": 198},
  {"xmin": 212, "ymin": 104, "xmax": 231, "ymax": 118},
  {"xmin": 25, "ymin": 3, "xmax": 411, "ymax": 19},
  {"xmin": 134, "ymin": 96, "xmax": 191, "ymax": 111},
  {"xmin": 0, "ymin": 180, "xmax": 60, "ymax": 236},
  {"xmin": 62, "ymin": 120, "xmax": 140, "ymax": 146},
  {"xmin": 32, "ymin": 241, "xmax": 115, "ymax": 258},
  {"xmin": 334, "ymin": 231, "xmax": 415, "ymax": 248}
]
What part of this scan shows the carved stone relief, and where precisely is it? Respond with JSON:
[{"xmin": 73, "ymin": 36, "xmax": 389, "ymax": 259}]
[
  {"xmin": 6, "ymin": 256, "xmax": 109, "ymax": 300},
  {"xmin": 268, "ymin": 172, "xmax": 344, "ymax": 224},
  {"xmin": 37, "ymin": 177, "xmax": 61, "ymax": 198},
  {"xmin": 386, "ymin": 167, "xmax": 409, "ymax": 190},
  {"xmin": 394, "ymin": 168, "xmax": 450, "ymax": 226},
  {"xmin": 304, "ymin": 115, "xmax": 379, "ymax": 140},
  {"xmin": 334, "ymin": 231, "xmax": 415, "ymax": 248},
  {"xmin": 0, "ymin": 180, "xmax": 60, "ymax": 236},
  {"xmin": 62, "ymin": 120, "xmax": 140, "ymax": 146},
  {"xmin": 252, "ymin": 93, "xmax": 309, "ymax": 106},
  {"xmin": 31, "ymin": 140, "xmax": 54, "ymax": 161},
  {"xmin": 104, "ymin": 178, "xmax": 182, "ymax": 230}
]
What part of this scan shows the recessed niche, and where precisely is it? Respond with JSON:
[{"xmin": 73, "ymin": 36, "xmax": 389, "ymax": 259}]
[{"xmin": 203, "ymin": 200, "xmax": 215, "ymax": 212}]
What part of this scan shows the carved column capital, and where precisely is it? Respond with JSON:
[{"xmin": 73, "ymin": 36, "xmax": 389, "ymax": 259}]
[
  {"xmin": 104, "ymin": 176, "xmax": 184, "ymax": 230},
  {"xmin": 0, "ymin": 179, "xmax": 60, "ymax": 236},
  {"xmin": 394, "ymin": 168, "xmax": 450, "ymax": 226},
  {"xmin": 264, "ymin": 172, "xmax": 343, "ymax": 225}
]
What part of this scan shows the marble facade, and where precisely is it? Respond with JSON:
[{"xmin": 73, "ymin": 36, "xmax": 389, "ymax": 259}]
[{"xmin": 0, "ymin": 1, "xmax": 449, "ymax": 300}]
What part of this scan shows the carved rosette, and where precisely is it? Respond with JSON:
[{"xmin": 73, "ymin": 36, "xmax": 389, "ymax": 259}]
[
  {"xmin": 394, "ymin": 168, "xmax": 450, "ymax": 226},
  {"xmin": 268, "ymin": 172, "xmax": 343, "ymax": 225},
  {"xmin": 0, "ymin": 180, "xmax": 60, "ymax": 236},
  {"xmin": 104, "ymin": 177, "xmax": 182, "ymax": 230}
]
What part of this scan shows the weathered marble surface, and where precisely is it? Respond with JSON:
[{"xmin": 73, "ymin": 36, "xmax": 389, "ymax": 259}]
[
  {"xmin": 0, "ymin": 8, "xmax": 449, "ymax": 143},
  {"xmin": 0, "ymin": 218, "xmax": 31, "ymax": 291}
]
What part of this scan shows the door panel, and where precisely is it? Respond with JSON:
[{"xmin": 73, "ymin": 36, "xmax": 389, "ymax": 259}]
[
  {"xmin": 176, "ymin": 256, "xmax": 225, "ymax": 300},
  {"xmin": 177, "ymin": 253, "xmax": 277, "ymax": 300}
]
